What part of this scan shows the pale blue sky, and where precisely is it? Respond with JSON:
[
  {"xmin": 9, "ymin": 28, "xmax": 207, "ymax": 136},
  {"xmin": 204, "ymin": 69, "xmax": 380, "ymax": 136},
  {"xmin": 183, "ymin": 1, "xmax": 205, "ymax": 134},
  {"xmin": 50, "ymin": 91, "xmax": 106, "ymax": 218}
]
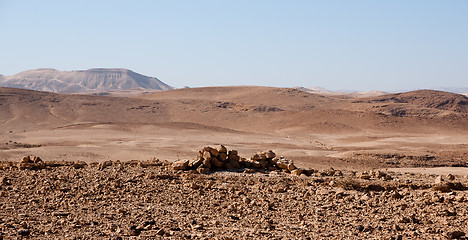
[{"xmin": 1, "ymin": 1, "xmax": 467, "ymax": 91}]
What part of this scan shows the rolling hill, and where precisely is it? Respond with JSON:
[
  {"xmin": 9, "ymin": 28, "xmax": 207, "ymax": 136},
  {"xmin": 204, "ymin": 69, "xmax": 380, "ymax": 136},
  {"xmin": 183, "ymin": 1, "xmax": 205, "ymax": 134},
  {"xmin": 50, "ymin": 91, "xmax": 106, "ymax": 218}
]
[{"xmin": 1, "ymin": 86, "xmax": 467, "ymax": 168}]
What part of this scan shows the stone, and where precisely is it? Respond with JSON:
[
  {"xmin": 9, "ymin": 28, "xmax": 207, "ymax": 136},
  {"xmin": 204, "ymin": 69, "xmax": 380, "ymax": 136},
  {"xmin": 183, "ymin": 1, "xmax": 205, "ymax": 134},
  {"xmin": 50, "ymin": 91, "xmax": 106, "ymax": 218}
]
[
  {"xmin": 320, "ymin": 168, "xmax": 336, "ymax": 176},
  {"xmin": 334, "ymin": 170, "xmax": 343, "ymax": 176},
  {"xmin": 432, "ymin": 182, "xmax": 465, "ymax": 192},
  {"xmin": 32, "ymin": 156, "xmax": 42, "ymax": 163},
  {"xmin": 290, "ymin": 169, "xmax": 303, "ymax": 176},
  {"xmin": 197, "ymin": 167, "xmax": 209, "ymax": 174},
  {"xmin": 446, "ymin": 231, "xmax": 465, "ymax": 239},
  {"xmin": 189, "ymin": 158, "xmax": 203, "ymax": 169},
  {"xmin": 228, "ymin": 153, "xmax": 240, "ymax": 162},
  {"xmin": 446, "ymin": 174, "xmax": 455, "ymax": 181},
  {"xmin": 276, "ymin": 158, "xmax": 290, "ymax": 170},
  {"xmin": 264, "ymin": 150, "xmax": 276, "ymax": 159},
  {"xmin": 156, "ymin": 228, "xmax": 165, "ymax": 236},
  {"xmin": 98, "ymin": 160, "xmax": 112, "ymax": 170},
  {"xmin": 287, "ymin": 163, "xmax": 296, "ymax": 171},
  {"xmin": 210, "ymin": 157, "xmax": 224, "ymax": 168},
  {"xmin": 129, "ymin": 225, "xmax": 141, "ymax": 236},
  {"xmin": 360, "ymin": 173, "xmax": 371, "ymax": 180},
  {"xmin": 20, "ymin": 156, "xmax": 31, "ymax": 163},
  {"xmin": 18, "ymin": 155, "xmax": 46, "ymax": 170},
  {"xmin": 302, "ymin": 169, "xmax": 315, "ymax": 176},
  {"xmin": 203, "ymin": 151, "xmax": 212, "ymax": 161},
  {"xmin": 250, "ymin": 160, "xmax": 261, "ymax": 168},
  {"xmin": 435, "ymin": 175, "xmax": 443, "ymax": 184},
  {"xmin": 228, "ymin": 150, "xmax": 238, "ymax": 157},
  {"xmin": 204, "ymin": 146, "xmax": 219, "ymax": 157},
  {"xmin": 259, "ymin": 159, "xmax": 269, "ymax": 169},
  {"xmin": 217, "ymin": 152, "xmax": 228, "ymax": 162},
  {"xmin": 173, "ymin": 160, "xmax": 189, "ymax": 170},
  {"xmin": 251, "ymin": 154, "xmax": 264, "ymax": 161},
  {"xmin": 73, "ymin": 161, "xmax": 87, "ymax": 169},
  {"xmin": 18, "ymin": 229, "xmax": 30, "ymax": 236},
  {"xmin": 391, "ymin": 191, "xmax": 403, "ymax": 199},
  {"xmin": 202, "ymin": 158, "xmax": 211, "ymax": 169},
  {"xmin": 1, "ymin": 177, "xmax": 10, "ymax": 186},
  {"xmin": 215, "ymin": 145, "xmax": 227, "ymax": 153},
  {"xmin": 226, "ymin": 159, "xmax": 240, "ymax": 169}
]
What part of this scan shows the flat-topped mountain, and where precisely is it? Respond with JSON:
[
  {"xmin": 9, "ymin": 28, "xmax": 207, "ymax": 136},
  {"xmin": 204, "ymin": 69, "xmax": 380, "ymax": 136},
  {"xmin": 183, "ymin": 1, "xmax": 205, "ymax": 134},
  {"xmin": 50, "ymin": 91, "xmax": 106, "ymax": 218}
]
[{"xmin": 0, "ymin": 68, "xmax": 173, "ymax": 93}]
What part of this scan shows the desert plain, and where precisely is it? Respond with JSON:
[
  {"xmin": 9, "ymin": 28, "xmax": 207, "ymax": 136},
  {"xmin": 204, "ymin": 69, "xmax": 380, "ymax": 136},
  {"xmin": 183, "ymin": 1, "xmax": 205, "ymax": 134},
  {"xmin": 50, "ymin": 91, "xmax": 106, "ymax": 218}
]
[{"xmin": 1, "ymin": 86, "xmax": 468, "ymax": 239}]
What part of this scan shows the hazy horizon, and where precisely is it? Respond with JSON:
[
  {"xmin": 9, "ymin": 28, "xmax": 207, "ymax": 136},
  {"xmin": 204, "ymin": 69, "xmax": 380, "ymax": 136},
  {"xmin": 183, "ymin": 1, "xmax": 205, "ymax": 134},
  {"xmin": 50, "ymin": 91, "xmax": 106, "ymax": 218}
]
[{"xmin": 1, "ymin": 1, "xmax": 467, "ymax": 91}]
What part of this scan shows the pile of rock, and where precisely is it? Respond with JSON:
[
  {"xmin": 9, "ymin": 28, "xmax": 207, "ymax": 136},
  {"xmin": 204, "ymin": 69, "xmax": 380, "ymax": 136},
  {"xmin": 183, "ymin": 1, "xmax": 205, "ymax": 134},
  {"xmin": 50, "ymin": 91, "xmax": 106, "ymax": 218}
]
[
  {"xmin": 173, "ymin": 145, "xmax": 314, "ymax": 176},
  {"xmin": 18, "ymin": 156, "xmax": 45, "ymax": 170}
]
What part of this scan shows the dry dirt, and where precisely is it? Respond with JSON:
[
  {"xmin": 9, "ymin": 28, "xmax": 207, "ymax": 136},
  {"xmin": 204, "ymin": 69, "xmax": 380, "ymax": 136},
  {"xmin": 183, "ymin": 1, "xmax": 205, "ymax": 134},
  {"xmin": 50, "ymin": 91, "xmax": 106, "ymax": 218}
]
[
  {"xmin": 1, "ymin": 86, "xmax": 467, "ymax": 170},
  {"xmin": 0, "ymin": 158, "xmax": 467, "ymax": 239},
  {"xmin": 1, "ymin": 86, "xmax": 468, "ymax": 238}
]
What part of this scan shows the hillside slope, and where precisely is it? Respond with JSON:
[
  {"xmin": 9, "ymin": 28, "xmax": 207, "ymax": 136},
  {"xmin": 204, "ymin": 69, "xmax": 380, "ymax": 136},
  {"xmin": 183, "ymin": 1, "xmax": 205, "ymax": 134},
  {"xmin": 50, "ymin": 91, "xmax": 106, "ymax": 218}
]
[{"xmin": 1, "ymin": 86, "xmax": 467, "ymax": 167}]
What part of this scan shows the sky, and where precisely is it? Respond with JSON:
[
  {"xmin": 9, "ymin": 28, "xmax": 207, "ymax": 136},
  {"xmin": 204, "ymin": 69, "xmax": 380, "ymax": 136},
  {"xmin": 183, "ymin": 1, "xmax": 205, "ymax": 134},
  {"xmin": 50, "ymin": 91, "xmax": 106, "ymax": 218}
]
[{"xmin": 0, "ymin": 1, "xmax": 467, "ymax": 91}]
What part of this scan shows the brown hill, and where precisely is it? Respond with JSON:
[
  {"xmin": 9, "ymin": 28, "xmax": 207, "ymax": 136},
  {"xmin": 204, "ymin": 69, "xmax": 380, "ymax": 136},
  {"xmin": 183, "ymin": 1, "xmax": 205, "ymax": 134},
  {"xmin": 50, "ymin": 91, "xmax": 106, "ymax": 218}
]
[
  {"xmin": 1, "ymin": 86, "xmax": 467, "ymax": 168},
  {"xmin": 0, "ymin": 87, "xmax": 169, "ymax": 131},
  {"xmin": 2, "ymin": 86, "xmax": 467, "ymax": 135},
  {"xmin": 356, "ymin": 90, "xmax": 468, "ymax": 114}
]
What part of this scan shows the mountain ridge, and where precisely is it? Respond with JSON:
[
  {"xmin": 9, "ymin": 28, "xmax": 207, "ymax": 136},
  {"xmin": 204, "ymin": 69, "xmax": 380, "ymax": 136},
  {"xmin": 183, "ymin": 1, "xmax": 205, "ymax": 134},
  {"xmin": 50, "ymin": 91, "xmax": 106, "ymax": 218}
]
[{"xmin": 0, "ymin": 68, "xmax": 173, "ymax": 93}]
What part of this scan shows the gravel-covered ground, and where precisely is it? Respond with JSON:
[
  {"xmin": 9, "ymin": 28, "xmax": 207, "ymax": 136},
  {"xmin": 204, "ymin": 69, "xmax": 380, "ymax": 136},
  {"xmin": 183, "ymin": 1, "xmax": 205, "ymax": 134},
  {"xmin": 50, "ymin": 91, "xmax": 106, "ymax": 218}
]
[{"xmin": 0, "ymin": 159, "xmax": 467, "ymax": 239}]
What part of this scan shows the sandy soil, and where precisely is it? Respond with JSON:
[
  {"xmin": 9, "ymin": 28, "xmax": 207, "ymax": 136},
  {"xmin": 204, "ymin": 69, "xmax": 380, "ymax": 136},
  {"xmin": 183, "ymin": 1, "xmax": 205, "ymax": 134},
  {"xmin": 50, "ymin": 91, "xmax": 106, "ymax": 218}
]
[{"xmin": 1, "ymin": 123, "xmax": 467, "ymax": 171}]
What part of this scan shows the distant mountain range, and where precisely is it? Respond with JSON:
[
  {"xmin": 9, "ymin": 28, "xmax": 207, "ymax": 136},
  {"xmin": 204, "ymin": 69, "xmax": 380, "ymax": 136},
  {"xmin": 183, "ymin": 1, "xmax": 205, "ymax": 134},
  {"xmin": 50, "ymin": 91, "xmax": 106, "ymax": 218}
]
[{"xmin": 0, "ymin": 68, "xmax": 173, "ymax": 93}]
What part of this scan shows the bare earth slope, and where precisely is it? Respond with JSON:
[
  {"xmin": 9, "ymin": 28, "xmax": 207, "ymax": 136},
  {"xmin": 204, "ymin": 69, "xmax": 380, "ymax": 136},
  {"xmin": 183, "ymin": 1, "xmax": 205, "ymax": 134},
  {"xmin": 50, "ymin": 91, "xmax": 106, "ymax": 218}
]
[
  {"xmin": 0, "ymin": 68, "xmax": 173, "ymax": 93},
  {"xmin": 1, "ymin": 86, "xmax": 467, "ymax": 169},
  {"xmin": 357, "ymin": 90, "xmax": 468, "ymax": 114}
]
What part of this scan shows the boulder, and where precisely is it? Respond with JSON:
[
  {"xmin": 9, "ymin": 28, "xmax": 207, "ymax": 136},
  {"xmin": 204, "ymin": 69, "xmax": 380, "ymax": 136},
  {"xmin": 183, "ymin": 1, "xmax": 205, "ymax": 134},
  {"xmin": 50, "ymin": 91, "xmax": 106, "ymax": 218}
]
[
  {"xmin": 435, "ymin": 175, "xmax": 443, "ymax": 184},
  {"xmin": 98, "ymin": 160, "xmax": 113, "ymax": 170},
  {"xmin": 73, "ymin": 161, "xmax": 87, "ymax": 169},
  {"xmin": 202, "ymin": 158, "xmax": 212, "ymax": 169},
  {"xmin": 203, "ymin": 151, "xmax": 212, "ymax": 161},
  {"xmin": 446, "ymin": 174, "xmax": 455, "ymax": 181},
  {"xmin": 251, "ymin": 153, "xmax": 264, "ymax": 161},
  {"xmin": 20, "ymin": 156, "xmax": 31, "ymax": 163},
  {"xmin": 197, "ymin": 167, "xmax": 209, "ymax": 174},
  {"xmin": 264, "ymin": 150, "xmax": 276, "ymax": 159},
  {"xmin": 173, "ymin": 160, "xmax": 189, "ymax": 170},
  {"xmin": 287, "ymin": 163, "xmax": 297, "ymax": 171},
  {"xmin": 210, "ymin": 157, "xmax": 224, "ymax": 168},
  {"xmin": 276, "ymin": 158, "xmax": 290, "ymax": 170},
  {"xmin": 203, "ymin": 146, "xmax": 219, "ymax": 157},
  {"xmin": 215, "ymin": 145, "xmax": 227, "ymax": 153},
  {"xmin": 189, "ymin": 158, "xmax": 203, "ymax": 169},
  {"xmin": 446, "ymin": 231, "xmax": 465, "ymax": 239},
  {"xmin": 291, "ymin": 169, "xmax": 303, "ymax": 176},
  {"xmin": 303, "ymin": 169, "xmax": 315, "ymax": 176},
  {"xmin": 217, "ymin": 152, "xmax": 228, "ymax": 162},
  {"xmin": 259, "ymin": 160, "xmax": 269, "ymax": 169}
]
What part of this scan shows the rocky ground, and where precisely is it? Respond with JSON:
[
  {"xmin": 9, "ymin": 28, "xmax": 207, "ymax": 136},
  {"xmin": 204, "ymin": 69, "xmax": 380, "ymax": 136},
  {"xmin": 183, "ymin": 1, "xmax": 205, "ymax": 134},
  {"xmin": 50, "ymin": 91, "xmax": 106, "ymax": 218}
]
[{"xmin": 0, "ymin": 159, "xmax": 467, "ymax": 239}]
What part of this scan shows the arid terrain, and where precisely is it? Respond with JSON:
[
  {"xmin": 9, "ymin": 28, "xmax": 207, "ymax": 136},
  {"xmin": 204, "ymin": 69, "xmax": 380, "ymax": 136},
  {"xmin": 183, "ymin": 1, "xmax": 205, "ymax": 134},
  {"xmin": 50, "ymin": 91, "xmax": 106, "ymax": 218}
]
[
  {"xmin": 1, "ymin": 86, "xmax": 468, "ymax": 238},
  {"xmin": 0, "ymin": 154, "xmax": 467, "ymax": 239},
  {"xmin": 1, "ymin": 86, "xmax": 467, "ymax": 170}
]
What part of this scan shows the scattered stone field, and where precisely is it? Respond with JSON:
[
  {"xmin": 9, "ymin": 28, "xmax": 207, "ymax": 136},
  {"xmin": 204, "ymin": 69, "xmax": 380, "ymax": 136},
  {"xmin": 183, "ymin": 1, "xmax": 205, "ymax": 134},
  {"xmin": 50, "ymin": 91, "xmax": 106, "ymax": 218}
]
[{"xmin": 0, "ymin": 155, "xmax": 467, "ymax": 239}]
